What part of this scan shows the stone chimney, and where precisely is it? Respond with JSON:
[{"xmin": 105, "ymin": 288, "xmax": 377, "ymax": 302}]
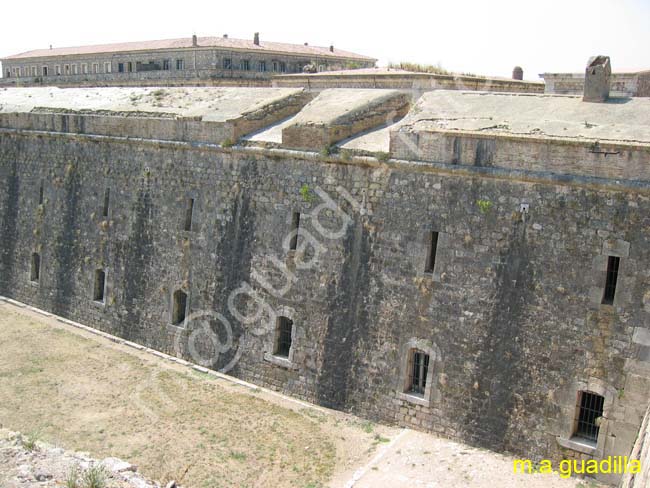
[
  {"xmin": 254, "ymin": 32, "xmax": 260, "ymax": 45},
  {"xmin": 512, "ymin": 66, "xmax": 523, "ymax": 80},
  {"xmin": 304, "ymin": 42, "xmax": 309, "ymax": 46},
  {"xmin": 329, "ymin": 45, "xmax": 334, "ymax": 53},
  {"xmin": 223, "ymin": 34, "xmax": 228, "ymax": 38},
  {"xmin": 583, "ymin": 55, "xmax": 611, "ymax": 102},
  {"xmin": 192, "ymin": 34, "xmax": 198, "ymax": 47}
]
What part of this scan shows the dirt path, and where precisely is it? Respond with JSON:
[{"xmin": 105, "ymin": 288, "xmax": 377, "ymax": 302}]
[{"xmin": 0, "ymin": 300, "xmax": 603, "ymax": 488}]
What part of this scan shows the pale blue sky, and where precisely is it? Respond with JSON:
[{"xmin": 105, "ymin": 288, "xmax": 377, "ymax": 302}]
[{"xmin": 1, "ymin": 0, "xmax": 648, "ymax": 80}]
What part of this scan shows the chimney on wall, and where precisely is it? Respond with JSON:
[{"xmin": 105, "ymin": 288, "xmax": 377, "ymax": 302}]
[
  {"xmin": 583, "ymin": 55, "xmax": 611, "ymax": 102},
  {"xmin": 192, "ymin": 34, "xmax": 198, "ymax": 47},
  {"xmin": 329, "ymin": 45, "xmax": 334, "ymax": 53},
  {"xmin": 304, "ymin": 42, "xmax": 308, "ymax": 46},
  {"xmin": 254, "ymin": 32, "xmax": 260, "ymax": 45},
  {"xmin": 49, "ymin": 44, "xmax": 53, "ymax": 50},
  {"xmin": 223, "ymin": 34, "xmax": 228, "ymax": 38},
  {"xmin": 512, "ymin": 66, "xmax": 523, "ymax": 80}
]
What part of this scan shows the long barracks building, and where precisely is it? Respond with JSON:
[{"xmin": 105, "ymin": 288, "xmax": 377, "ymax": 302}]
[{"xmin": 0, "ymin": 33, "xmax": 376, "ymax": 86}]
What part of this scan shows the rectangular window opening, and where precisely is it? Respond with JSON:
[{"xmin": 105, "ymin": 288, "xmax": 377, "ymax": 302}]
[
  {"xmin": 407, "ymin": 350, "xmax": 430, "ymax": 396},
  {"xmin": 425, "ymin": 231, "xmax": 439, "ymax": 274},
  {"xmin": 573, "ymin": 392, "xmax": 604, "ymax": 444},
  {"xmin": 102, "ymin": 188, "xmax": 110, "ymax": 217},
  {"xmin": 30, "ymin": 253, "xmax": 41, "ymax": 282},
  {"xmin": 602, "ymin": 256, "xmax": 620, "ymax": 305},
  {"xmin": 94, "ymin": 269, "xmax": 106, "ymax": 302},
  {"xmin": 289, "ymin": 212, "xmax": 301, "ymax": 250},
  {"xmin": 184, "ymin": 198, "xmax": 195, "ymax": 231},
  {"xmin": 172, "ymin": 290, "xmax": 188, "ymax": 326},
  {"xmin": 274, "ymin": 316, "xmax": 293, "ymax": 358}
]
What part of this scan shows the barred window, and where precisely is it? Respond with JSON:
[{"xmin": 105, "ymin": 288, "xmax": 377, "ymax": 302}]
[
  {"xmin": 574, "ymin": 392, "xmax": 604, "ymax": 443},
  {"xmin": 407, "ymin": 350, "xmax": 429, "ymax": 396}
]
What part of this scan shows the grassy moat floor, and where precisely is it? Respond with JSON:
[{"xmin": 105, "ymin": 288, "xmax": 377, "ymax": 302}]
[{"xmin": 0, "ymin": 302, "xmax": 603, "ymax": 488}]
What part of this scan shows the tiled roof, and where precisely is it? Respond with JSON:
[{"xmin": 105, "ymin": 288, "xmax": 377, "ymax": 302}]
[{"xmin": 3, "ymin": 36, "xmax": 376, "ymax": 61}]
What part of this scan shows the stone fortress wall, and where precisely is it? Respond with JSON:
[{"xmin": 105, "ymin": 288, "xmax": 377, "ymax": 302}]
[
  {"xmin": 1, "ymin": 74, "xmax": 650, "ymax": 485},
  {"xmin": 541, "ymin": 71, "xmax": 650, "ymax": 97}
]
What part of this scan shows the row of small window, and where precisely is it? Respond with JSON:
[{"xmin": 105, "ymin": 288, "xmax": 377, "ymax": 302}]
[
  {"xmin": 36, "ymin": 180, "xmax": 625, "ymax": 306},
  {"xmin": 420, "ymin": 230, "xmax": 620, "ymax": 305},
  {"xmin": 403, "ymin": 347, "xmax": 605, "ymax": 446},
  {"xmin": 6, "ymin": 58, "xmax": 298, "ymax": 78},
  {"xmin": 9, "ymin": 62, "xmax": 113, "ymax": 78},
  {"xmin": 29, "ymin": 254, "xmax": 107, "ymax": 303},
  {"xmin": 223, "ymin": 59, "xmax": 287, "ymax": 72},
  {"xmin": 172, "ymin": 290, "xmax": 296, "ymax": 359},
  {"xmin": 29, "ymin": 251, "xmax": 613, "ymax": 443},
  {"xmin": 28, "ymin": 247, "xmax": 611, "ymax": 442}
]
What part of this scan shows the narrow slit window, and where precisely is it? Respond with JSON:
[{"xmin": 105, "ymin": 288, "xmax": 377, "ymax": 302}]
[
  {"xmin": 172, "ymin": 289, "xmax": 188, "ymax": 326},
  {"xmin": 573, "ymin": 391, "xmax": 604, "ymax": 443},
  {"xmin": 407, "ymin": 350, "xmax": 430, "ymax": 396},
  {"xmin": 274, "ymin": 316, "xmax": 293, "ymax": 358},
  {"xmin": 425, "ymin": 231, "xmax": 439, "ymax": 274},
  {"xmin": 184, "ymin": 198, "xmax": 195, "ymax": 231},
  {"xmin": 289, "ymin": 212, "xmax": 301, "ymax": 250},
  {"xmin": 30, "ymin": 253, "xmax": 41, "ymax": 282},
  {"xmin": 602, "ymin": 256, "xmax": 620, "ymax": 305},
  {"xmin": 102, "ymin": 188, "xmax": 110, "ymax": 217},
  {"xmin": 38, "ymin": 182, "xmax": 44, "ymax": 205},
  {"xmin": 93, "ymin": 269, "xmax": 106, "ymax": 302}
]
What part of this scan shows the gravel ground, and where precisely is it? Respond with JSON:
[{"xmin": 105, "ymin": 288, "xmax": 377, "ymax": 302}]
[{"xmin": 0, "ymin": 300, "xmax": 607, "ymax": 488}]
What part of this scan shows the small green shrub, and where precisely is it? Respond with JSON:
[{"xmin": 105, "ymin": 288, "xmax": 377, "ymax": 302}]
[
  {"xmin": 299, "ymin": 184, "xmax": 315, "ymax": 203},
  {"xmin": 22, "ymin": 430, "xmax": 41, "ymax": 451},
  {"xmin": 320, "ymin": 145, "xmax": 334, "ymax": 157},
  {"xmin": 66, "ymin": 465, "xmax": 79, "ymax": 488},
  {"xmin": 81, "ymin": 464, "xmax": 107, "ymax": 488},
  {"xmin": 221, "ymin": 138, "xmax": 235, "ymax": 148},
  {"xmin": 476, "ymin": 199, "xmax": 493, "ymax": 214}
]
